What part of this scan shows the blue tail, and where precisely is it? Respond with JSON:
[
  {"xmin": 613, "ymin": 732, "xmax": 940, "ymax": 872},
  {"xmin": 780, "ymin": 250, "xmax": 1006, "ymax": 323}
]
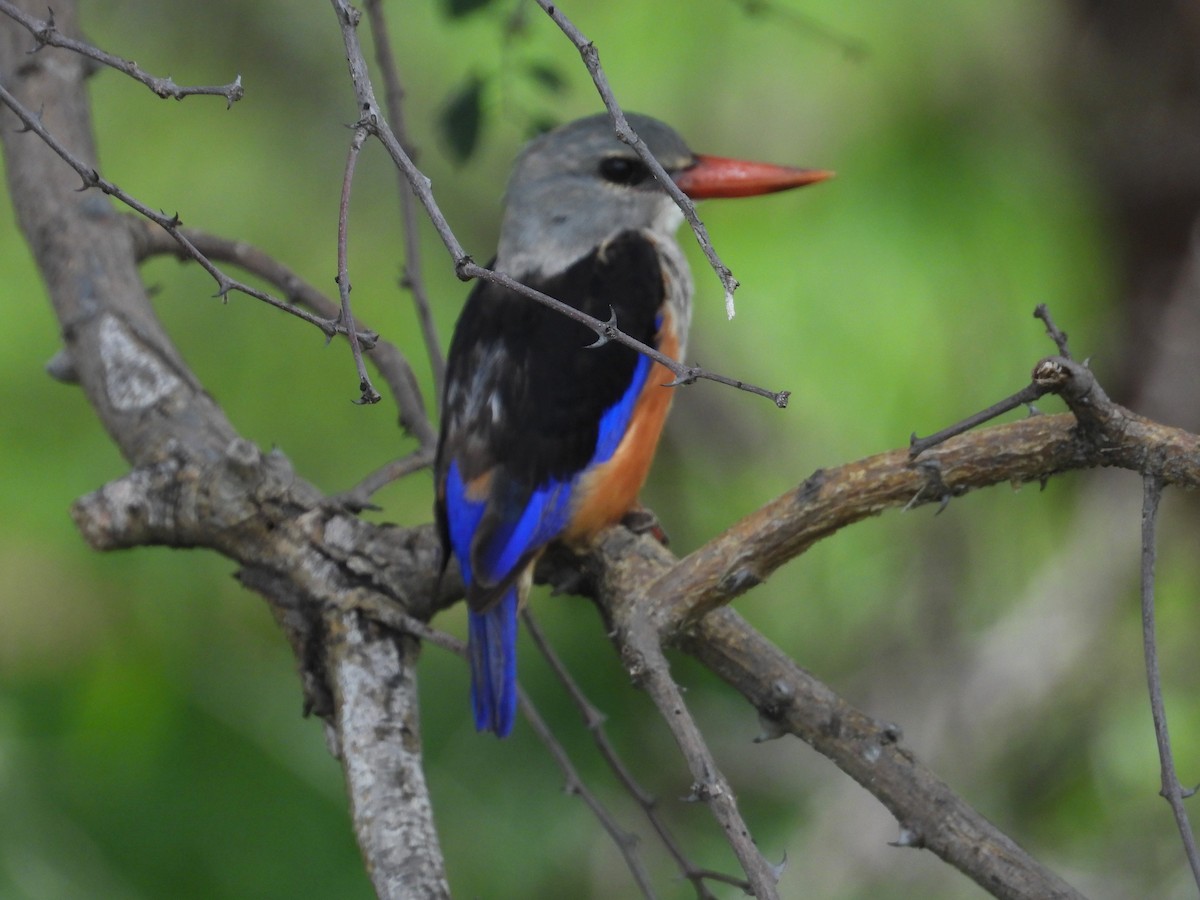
[{"xmin": 468, "ymin": 587, "xmax": 519, "ymax": 737}]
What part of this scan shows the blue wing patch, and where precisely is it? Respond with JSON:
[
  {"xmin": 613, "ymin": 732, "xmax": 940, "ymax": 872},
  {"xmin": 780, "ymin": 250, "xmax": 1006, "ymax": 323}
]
[
  {"xmin": 593, "ymin": 350, "xmax": 652, "ymax": 464},
  {"xmin": 443, "ymin": 338, "xmax": 657, "ymax": 737}
]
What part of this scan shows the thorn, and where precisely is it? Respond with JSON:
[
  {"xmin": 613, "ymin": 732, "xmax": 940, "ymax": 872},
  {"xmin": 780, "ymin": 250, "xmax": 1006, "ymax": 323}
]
[
  {"xmin": 585, "ymin": 306, "xmax": 618, "ymax": 349},
  {"xmin": 45, "ymin": 347, "xmax": 78, "ymax": 384},
  {"xmin": 15, "ymin": 104, "xmax": 43, "ymax": 132},
  {"xmin": 664, "ymin": 366, "xmax": 699, "ymax": 388},
  {"xmin": 767, "ymin": 851, "xmax": 788, "ymax": 881},
  {"xmin": 891, "ymin": 827, "xmax": 924, "ymax": 848},
  {"xmin": 227, "ymin": 74, "xmax": 245, "ymax": 108},
  {"xmin": 753, "ymin": 711, "xmax": 787, "ymax": 743},
  {"xmin": 717, "ymin": 567, "xmax": 762, "ymax": 595},
  {"xmin": 905, "ymin": 459, "xmax": 954, "ymax": 513}
]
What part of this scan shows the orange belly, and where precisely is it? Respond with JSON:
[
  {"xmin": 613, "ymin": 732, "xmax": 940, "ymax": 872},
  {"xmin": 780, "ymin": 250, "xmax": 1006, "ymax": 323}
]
[{"xmin": 563, "ymin": 315, "xmax": 679, "ymax": 542}]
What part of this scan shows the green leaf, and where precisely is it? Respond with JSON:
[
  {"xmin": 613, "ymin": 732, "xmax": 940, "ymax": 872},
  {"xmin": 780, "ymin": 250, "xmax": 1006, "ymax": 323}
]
[
  {"xmin": 442, "ymin": 0, "xmax": 495, "ymax": 18},
  {"xmin": 439, "ymin": 76, "xmax": 485, "ymax": 164},
  {"xmin": 526, "ymin": 62, "xmax": 567, "ymax": 94},
  {"xmin": 526, "ymin": 115, "xmax": 560, "ymax": 139}
]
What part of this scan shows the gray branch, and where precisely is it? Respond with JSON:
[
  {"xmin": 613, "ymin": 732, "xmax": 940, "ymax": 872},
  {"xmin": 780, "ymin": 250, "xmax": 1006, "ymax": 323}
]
[{"xmin": 0, "ymin": 3, "xmax": 448, "ymax": 894}]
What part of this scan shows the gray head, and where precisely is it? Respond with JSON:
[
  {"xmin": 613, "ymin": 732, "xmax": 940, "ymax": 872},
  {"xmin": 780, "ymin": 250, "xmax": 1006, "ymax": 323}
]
[{"xmin": 495, "ymin": 113, "xmax": 695, "ymax": 277}]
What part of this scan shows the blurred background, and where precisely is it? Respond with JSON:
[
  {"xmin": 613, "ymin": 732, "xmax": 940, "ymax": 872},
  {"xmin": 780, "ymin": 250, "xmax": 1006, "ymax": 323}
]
[{"xmin": 2, "ymin": 0, "xmax": 1199, "ymax": 897}]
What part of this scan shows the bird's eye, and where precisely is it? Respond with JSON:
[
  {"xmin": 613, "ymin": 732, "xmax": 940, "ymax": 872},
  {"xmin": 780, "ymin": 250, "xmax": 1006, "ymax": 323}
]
[{"xmin": 598, "ymin": 156, "xmax": 649, "ymax": 186}]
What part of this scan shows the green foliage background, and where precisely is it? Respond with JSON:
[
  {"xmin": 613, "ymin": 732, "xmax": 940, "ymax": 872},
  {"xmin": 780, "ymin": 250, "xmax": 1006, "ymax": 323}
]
[{"xmin": 1, "ymin": 1, "xmax": 1196, "ymax": 898}]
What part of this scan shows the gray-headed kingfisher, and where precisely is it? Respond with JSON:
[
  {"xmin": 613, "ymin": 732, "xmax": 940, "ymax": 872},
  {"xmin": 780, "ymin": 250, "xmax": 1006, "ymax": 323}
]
[{"xmin": 435, "ymin": 112, "xmax": 830, "ymax": 736}]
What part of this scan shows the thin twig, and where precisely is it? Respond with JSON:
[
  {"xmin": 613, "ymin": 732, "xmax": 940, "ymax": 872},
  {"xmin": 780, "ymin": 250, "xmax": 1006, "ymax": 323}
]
[
  {"xmin": 1139, "ymin": 475, "xmax": 1200, "ymax": 888},
  {"xmin": 618, "ymin": 613, "xmax": 782, "ymax": 900},
  {"xmin": 910, "ymin": 382, "xmax": 1048, "ymax": 457},
  {"xmin": 1034, "ymin": 303, "xmax": 1072, "ymax": 359},
  {"xmin": 362, "ymin": 0, "xmax": 445, "ymax": 403},
  {"xmin": 336, "ymin": 124, "xmax": 381, "ymax": 405},
  {"xmin": 327, "ymin": 0, "xmax": 789, "ymax": 407},
  {"xmin": 532, "ymin": 0, "xmax": 743, "ymax": 319},
  {"xmin": 0, "ymin": 0, "xmax": 244, "ymax": 105},
  {"xmin": 911, "ymin": 305, "xmax": 1078, "ymax": 456},
  {"xmin": 0, "ymin": 81, "xmax": 367, "ymax": 345},
  {"xmin": 517, "ymin": 686, "xmax": 659, "ymax": 900},
  {"xmin": 332, "ymin": 447, "xmax": 435, "ymax": 511},
  {"xmin": 521, "ymin": 609, "xmax": 731, "ymax": 900},
  {"xmin": 126, "ymin": 217, "xmax": 437, "ymax": 451},
  {"xmin": 460, "ymin": 262, "xmax": 790, "ymax": 407}
]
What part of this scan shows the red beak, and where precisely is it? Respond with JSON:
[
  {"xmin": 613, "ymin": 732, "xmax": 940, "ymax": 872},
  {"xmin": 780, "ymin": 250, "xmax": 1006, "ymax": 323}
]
[{"xmin": 673, "ymin": 154, "xmax": 833, "ymax": 199}]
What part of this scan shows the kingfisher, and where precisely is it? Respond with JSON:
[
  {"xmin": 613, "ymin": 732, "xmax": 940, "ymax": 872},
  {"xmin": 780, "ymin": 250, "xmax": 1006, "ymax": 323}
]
[{"xmin": 435, "ymin": 112, "xmax": 830, "ymax": 736}]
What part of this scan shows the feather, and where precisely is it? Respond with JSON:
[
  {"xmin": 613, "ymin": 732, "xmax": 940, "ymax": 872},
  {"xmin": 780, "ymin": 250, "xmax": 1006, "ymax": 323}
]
[
  {"xmin": 468, "ymin": 590, "xmax": 519, "ymax": 736},
  {"xmin": 436, "ymin": 232, "xmax": 677, "ymax": 737}
]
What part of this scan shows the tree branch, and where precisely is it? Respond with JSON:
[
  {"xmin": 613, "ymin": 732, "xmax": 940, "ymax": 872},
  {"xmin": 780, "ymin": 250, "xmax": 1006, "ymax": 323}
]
[
  {"xmin": 0, "ymin": 0, "xmax": 244, "ymax": 104},
  {"xmin": 0, "ymin": 79, "xmax": 376, "ymax": 353},
  {"xmin": 550, "ymin": 521, "xmax": 1087, "ymax": 899},
  {"xmin": 534, "ymin": 0, "xmax": 744, "ymax": 319},
  {"xmin": 614, "ymin": 598, "xmax": 784, "ymax": 900},
  {"xmin": 684, "ymin": 608, "xmax": 1085, "ymax": 900},
  {"xmin": 649, "ymin": 389, "xmax": 1200, "ymax": 635},
  {"xmin": 1139, "ymin": 475, "xmax": 1200, "ymax": 887},
  {"xmin": 0, "ymin": 7, "xmax": 448, "ymax": 892},
  {"xmin": 336, "ymin": 123, "xmax": 382, "ymax": 405},
  {"xmin": 327, "ymin": 0, "xmax": 791, "ymax": 406},
  {"xmin": 124, "ymin": 216, "xmax": 437, "ymax": 452},
  {"xmin": 326, "ymin": 609, "xmax": 449, "ymax": 900},
  {"xmin": 362, "ymin": 0, "xmax": 446, "ymax": 403},
  {"xmin": 523, "ymin": 609, "xmax": 734, "ymax": 898}
]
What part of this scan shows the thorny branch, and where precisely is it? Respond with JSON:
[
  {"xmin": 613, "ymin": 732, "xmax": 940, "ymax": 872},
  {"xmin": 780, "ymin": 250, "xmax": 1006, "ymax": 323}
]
[
  {"xmin": 336, "ymin": 124, "xmax": 381, "ymax": 405},
  {"xmin": 910, "ymin": 304, "xmax": 1072, "ymax": 455},
  {"xmin": 362, "ymin": 0, "xmax": 446, "ymax": 403},
  {"xmin": 724, "ymin": 0, "xmax": 869, "ymax": 60},
  {"xmin": 1139, "ymin": 476, "xmax": 1200, "ymax": 888},
  {"xmin": 533, "ymin": 0, "xmax": 743, "ymax": 319},
  {"xmin": 124, "ymin": 217, "xmax": 437, "ymax": 455},
  {"xmin": 0, "ymin": 79, "xmax": 369, "ymax": 345},
  {"xmin": 0, "ymin": 0, "xmax": 244, "ymax": 104},
  {"xmin": 523, "ymin": 609, "xmax": 736, "ymax": 899},
  {"xmin": 517, "ymin": 687, "xmax": 661, "ymax": 899},
  {"xmin": 618, "ymin": 605, "xmax": 785, "ymax": 900},
  {"xmin": 328, "ymin": 0, "xmax": 791, "ymax": 407}
]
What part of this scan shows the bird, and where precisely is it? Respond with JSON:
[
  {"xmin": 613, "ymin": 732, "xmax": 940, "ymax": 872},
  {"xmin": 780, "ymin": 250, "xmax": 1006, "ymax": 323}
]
[{"xmin": 435, "ymin": 112, "xmax": 831, "ymax": 736}]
